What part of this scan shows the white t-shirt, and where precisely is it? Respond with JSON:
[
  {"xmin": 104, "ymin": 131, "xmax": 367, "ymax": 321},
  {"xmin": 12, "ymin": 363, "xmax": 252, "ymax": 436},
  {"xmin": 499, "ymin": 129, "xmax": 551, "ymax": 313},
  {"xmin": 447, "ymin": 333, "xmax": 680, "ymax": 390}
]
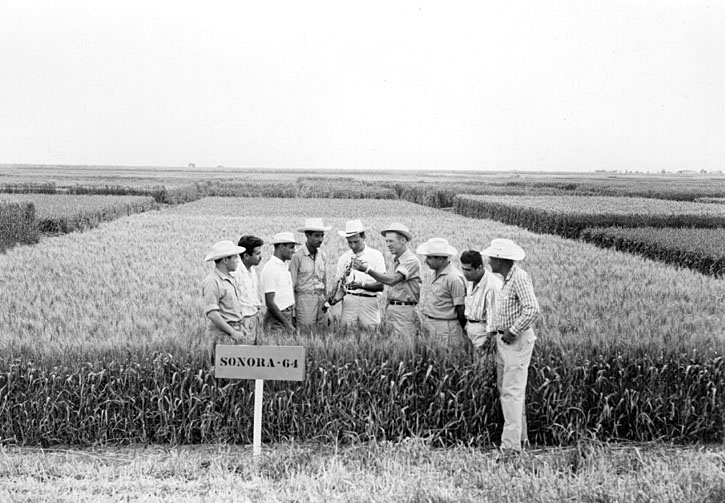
[{"xmin": 261, "ymin": 256, "xmax": 295, "ymax": 310}]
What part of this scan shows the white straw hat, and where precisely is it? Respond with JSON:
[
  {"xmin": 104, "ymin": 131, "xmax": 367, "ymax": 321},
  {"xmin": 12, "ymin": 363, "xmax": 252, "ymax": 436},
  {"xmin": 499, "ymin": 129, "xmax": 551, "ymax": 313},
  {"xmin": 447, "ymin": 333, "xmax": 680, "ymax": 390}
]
[
  {"xmin": 204, "ymin": 240, "xmax": 246, "ymax": 262},
  {"xmin": 482, "ymin": 238, "xmax": 525, "ymax": 261},
  {"xmin": 338, "ymin": 219, "xmax": 366, "ymax": 238},
  {"xmin": 270, "ymin": 232, "xmax": 300, "ymax": 245},
  {"xmin": 297, "ymin": 218, "xmax": 331, "ymax": 232},
  {"xmin": 380, "ymin": 222, "xmax": 413, "ymax": 241},
  {"xmin": 416, "ymin": 237, "xmax": 458, "ymax": 257}
]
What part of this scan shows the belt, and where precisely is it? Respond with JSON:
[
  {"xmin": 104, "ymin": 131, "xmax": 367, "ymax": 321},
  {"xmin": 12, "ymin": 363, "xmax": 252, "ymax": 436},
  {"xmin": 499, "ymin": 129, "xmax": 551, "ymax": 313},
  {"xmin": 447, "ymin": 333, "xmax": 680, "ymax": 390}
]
[
  {"xmin": 389, "ymin": 300, "xmax": 417, "ymax": 306},
  {"xmin": 424, "ymin": 315, "xmax": 457, "ymax": 321},
  {"xmin": 495, "ymin": 329, "xmax": 506, "ymax": 334},
  {"xmin": 347, "ymin": 291, "xmax": 376, "ymax": 298},
  {"xmin": 467, "ymin": 319, "xmax": 485, "ymax": 324}
]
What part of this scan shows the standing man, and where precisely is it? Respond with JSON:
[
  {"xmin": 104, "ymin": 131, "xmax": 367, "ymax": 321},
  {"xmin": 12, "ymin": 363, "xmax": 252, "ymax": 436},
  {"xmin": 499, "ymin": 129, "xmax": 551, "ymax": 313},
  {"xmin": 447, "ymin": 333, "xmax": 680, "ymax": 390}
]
[
  {"xmin": 333, "ymin": 219, "xmax": 385, "ymax": 329},
  {"xmin": 416, "ymin": 237, "xmax": 469, "ymax": 352},
  {"xmin": 232, "ymin": 235, "xmax": 264, "ymax": 344},
  {"xmin": 483, "ymin": 238, "xmax": 540, "ymax": 453},
  {"xmin": 352, "ymin": 222, "xmax": 421, "ymax": 337},
  {"xmin": 460, "ymin": 249, "xmax": 502, "ymax": 355},
  {"xmin": 201, "ymin": 240, "xmax": 249, "ymax": 362},
  {"xmin": 261, "ymin": 232, "xmax": 298, "ymax": 335},
  {"xmin": 290, "ymin": 218, "xmax": 330, "ymax": 330}
]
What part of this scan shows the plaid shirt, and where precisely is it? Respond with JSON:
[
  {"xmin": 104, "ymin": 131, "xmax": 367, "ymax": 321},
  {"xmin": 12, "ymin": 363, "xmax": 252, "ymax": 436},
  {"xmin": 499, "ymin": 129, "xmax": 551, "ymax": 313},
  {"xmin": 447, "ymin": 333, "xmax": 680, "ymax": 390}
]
[{"xmin": 493, "ymin": 265, "xmax": 540, "ymax": 336}]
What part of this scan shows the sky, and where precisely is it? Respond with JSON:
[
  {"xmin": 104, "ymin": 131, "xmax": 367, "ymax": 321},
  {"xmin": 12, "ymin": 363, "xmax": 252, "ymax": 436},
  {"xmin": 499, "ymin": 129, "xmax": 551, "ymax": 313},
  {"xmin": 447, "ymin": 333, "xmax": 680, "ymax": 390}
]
[{"xmin": 1, "ymin": 1, "xmax": 723, "ymax": 172}]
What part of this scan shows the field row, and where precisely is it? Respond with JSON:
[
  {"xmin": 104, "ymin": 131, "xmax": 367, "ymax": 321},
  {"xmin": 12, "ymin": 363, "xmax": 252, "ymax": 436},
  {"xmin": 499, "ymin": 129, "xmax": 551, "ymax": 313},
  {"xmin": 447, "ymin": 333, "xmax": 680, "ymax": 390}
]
[
  {"xmin": 582, "ymin": 227, "xmax": 725, "ymax": 277},
  {"xmin": 0, "ymin": 194, "xmax": 158, "ymax": 250}
]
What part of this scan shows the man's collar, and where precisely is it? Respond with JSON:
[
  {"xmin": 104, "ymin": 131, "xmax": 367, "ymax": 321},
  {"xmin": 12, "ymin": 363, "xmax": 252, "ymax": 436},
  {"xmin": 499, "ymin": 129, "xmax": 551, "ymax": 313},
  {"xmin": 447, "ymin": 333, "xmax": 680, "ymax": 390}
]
[
  {"xmin": 434, "ymin": 262, "xmax": 452, "ymax": 278},
  {"xmin": 213, "ymin": 267, "xmax": 233, "ymax": 280}
]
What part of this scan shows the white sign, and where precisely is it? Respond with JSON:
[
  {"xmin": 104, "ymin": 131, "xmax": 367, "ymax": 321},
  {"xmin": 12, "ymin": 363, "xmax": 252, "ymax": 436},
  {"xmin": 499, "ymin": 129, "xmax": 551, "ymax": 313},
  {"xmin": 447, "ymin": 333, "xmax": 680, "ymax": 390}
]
[
  {"xmin": 214, "ymin": 344, "xmax": 306, "ymax": 456},
  {"xmin": 215, "ymin": 345, "xmax": 305, "ymax": 381}
]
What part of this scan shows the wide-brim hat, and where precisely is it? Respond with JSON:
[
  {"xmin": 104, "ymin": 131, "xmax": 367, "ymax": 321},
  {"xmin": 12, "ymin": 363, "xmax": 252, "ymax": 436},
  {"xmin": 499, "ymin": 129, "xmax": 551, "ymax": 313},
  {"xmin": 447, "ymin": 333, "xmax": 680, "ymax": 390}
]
[
  {"xmin": 482, "ymin": 238, "xmax": 525, "ymax": 261},
  {"xmin": 297, "ymin": 218, "xmax": 331, "ymax": 233},
  {"xmin": 416, "ymin": 237, "xmax": 457, "ymax": 257},
  {"xmin": 338, "ymin": 219, "xmax": 366, "ymax": 238},
  {"xmin": 205, "ymin": 240, "xmax": 246, "ymax": 262},
  {"xmin": 381, "ymin": 222, "xmax": 413, "ymax": 241},
  {"xmin": 270, "ymin": 231, "xmax": 300, "ymax": 245}
]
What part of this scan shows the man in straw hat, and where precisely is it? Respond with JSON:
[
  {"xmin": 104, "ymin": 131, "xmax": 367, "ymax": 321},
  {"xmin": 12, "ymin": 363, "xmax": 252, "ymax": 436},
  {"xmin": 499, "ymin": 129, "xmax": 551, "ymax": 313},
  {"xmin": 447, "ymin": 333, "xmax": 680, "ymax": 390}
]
[
  {"xmin": 416, "ymin": 237, "xmax": 469, "ymax": 352},
  {"xmin": 483, "ymin": 238, "xmax": 540, "ymax": 452},
  {"xmin": 261, "ymin": 232, "xmax": 299, "ymax": 335},
  {"xmin": 332, "ymin": 219, "xmax": 385, "ymax": 329},
  {"xmin": 352, "ymin": 222, "xmax": 422, "ymax": 337},
  {"xmin": 290, "ymin": 218, "xmax": 331, "ymax": 330},
  {"xmin": 201, "ymin": 240, "xmax": 249, "ymax": 362}
]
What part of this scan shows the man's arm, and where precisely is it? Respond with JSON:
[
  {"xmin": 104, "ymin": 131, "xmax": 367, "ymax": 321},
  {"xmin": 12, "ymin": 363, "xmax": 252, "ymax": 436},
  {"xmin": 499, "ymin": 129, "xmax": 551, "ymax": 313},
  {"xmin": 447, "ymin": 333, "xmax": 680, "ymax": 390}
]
[
  {"xmin": 264, "ymin": 292, "xmax": 295, "ymax": 331},
  {"xmin": 206, "ymin": 310, "xmax": 246, "ymax": 342},
  {"xmin": 509, "ymin": 273, "xmax": 540, "ymax": 336}
]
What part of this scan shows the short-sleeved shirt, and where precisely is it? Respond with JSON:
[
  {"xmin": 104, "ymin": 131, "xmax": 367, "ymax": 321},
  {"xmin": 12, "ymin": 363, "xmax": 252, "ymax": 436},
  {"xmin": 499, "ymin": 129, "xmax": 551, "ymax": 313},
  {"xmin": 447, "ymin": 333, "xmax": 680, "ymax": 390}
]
[
  {"xmin": 465, "ymin": 272, "xmax": 503, "ymax": 333},
  {"xmin": 201, "ymin": 268, "xmax": 244, "ymax": 324},
  {"xmin": 421, "ymin": 262, "xmax": 466, "ymax": 320},
  {"xmin": 231, "ymin": 264, "xmax": 263, "ymax": 316},
  {"xmin": 336, "ymin": 245, "xmax": 386, "ymax": 296},
  {"xmin": 389, "ymin": 249, "xmax": 422, "ymax": 303},
  {"xmin": 289, "ymin": 244, "xmax": 327, "ymax": 294},
  {"xmin": 261, "ymin": 256, "xmax": 295, "ymax": 311}
]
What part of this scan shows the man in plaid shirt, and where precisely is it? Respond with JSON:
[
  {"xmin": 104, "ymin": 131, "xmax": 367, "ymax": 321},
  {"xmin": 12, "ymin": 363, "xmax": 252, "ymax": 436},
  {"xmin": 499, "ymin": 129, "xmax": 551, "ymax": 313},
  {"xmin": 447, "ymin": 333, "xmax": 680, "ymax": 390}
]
[{"xmin": 484, "ymin": 238, "xmax": 540, "ymax": 452}]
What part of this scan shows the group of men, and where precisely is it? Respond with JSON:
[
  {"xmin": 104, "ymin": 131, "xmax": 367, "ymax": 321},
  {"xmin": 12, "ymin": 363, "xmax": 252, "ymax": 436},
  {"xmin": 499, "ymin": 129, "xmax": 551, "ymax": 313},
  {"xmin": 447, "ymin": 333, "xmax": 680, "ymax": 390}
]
[{"xmin": 201, "ymin": 217, "xmax": 540, "ymax": 452}]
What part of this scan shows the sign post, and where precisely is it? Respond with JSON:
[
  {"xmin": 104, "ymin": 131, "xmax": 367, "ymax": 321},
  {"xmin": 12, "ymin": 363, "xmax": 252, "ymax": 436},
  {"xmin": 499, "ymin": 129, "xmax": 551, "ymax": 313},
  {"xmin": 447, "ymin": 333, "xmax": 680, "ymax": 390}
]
[{"xmin": 215, "ymin": 345, "xmax": 305, "ymax": 456}]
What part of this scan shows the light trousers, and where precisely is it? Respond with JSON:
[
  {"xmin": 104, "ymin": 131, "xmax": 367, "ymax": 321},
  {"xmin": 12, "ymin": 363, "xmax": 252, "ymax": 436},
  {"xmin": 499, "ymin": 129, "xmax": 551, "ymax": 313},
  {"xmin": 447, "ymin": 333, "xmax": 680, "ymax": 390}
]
[
  {"xmin": 422, "ymin": 317, "xmax": 468, "ymax": 352},
  {"xmin": 295, "ymin": 292, "xmax": 328, "ymax": 329},
  {"xmin": 385, "ymin": 304, "xmax": 419, "ymax": 337},
  {"xmin": 340, "ymin": 294, "xmax": 381, "ymax": 329},
  {"xmin": 241, "ymin": 311, "xmax": 263, "ymax": 344},
  {"xmin": 466, "ymin": 321, "xmax": 489, "ymax": 350},
  {"xmin": 495, "ymin": 327, "xmax": 535, "ymax": 450}
]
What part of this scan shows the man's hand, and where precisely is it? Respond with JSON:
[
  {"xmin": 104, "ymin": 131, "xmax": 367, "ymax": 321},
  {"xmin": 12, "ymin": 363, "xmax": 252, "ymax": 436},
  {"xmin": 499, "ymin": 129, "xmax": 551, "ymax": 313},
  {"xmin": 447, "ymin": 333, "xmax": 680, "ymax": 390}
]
[
  {"xmin": 230, "ymin": 330, "xmax": 248, "ymax": 343},
  {"xmin": 501, "ymin": 328, "xmax": 517, "ymax": 345},
  {"xmin": 351, "ymin": 258, "xmax": 367, "ymax": 272}
]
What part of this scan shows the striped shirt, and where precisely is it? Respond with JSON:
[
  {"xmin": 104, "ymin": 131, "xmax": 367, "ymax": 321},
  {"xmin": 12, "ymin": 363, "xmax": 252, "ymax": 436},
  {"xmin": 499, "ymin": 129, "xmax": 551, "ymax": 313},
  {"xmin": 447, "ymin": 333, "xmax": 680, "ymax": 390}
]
[
  {"xmin": 492, "ymin": 265, "xmax": 540, "ymax": 336},
  {"xmin": 231, "ymin": 264, "xmax": 263, "ymax": 316},
  {"xmin": 464, "ymin": 272, "xmax": 503, "ymax": 334}
]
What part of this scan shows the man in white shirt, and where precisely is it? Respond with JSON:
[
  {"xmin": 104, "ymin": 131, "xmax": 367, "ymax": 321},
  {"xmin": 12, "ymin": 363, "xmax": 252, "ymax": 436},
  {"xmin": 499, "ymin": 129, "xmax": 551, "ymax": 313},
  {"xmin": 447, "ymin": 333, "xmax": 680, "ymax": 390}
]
[
  {"xmin": 331, "ymin": 220, "xmax": 386, "ymax": 329},
  {"xmin": 232, "ymin": 235, "xmax": 264, "ymax": 343},
  {"xmin": 261, "ymin": 232, "xmax": 299, "ymax": 335}
]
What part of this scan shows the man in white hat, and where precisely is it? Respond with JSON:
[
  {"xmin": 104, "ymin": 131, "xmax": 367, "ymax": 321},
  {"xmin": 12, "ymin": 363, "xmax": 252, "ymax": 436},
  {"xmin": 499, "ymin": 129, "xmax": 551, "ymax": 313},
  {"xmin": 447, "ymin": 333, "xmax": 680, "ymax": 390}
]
[
  {"xmin": 483, "ymin": 238, "xmax": 540, "ymax": 452},
  {"xmin": 261, "ymin": 232, "xmax": 298, "ymax": 335},
  {"xmin": 416, "ymin": 237, "xmax": 469, "ymax": 352},
  {"xmin": 352, "ymin": 222, "xmax": 422, "ymax": 337},
  {"xmin": 201, "ymin": 240, "xmax": 249, "ymax": 361},
  {"xmin": 331, "ymin": 219, "xmax": 386, "ymax": 329},
  {"xmin": 290, "ymin": 218, "xmax": 331, "ymax": 330}
]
